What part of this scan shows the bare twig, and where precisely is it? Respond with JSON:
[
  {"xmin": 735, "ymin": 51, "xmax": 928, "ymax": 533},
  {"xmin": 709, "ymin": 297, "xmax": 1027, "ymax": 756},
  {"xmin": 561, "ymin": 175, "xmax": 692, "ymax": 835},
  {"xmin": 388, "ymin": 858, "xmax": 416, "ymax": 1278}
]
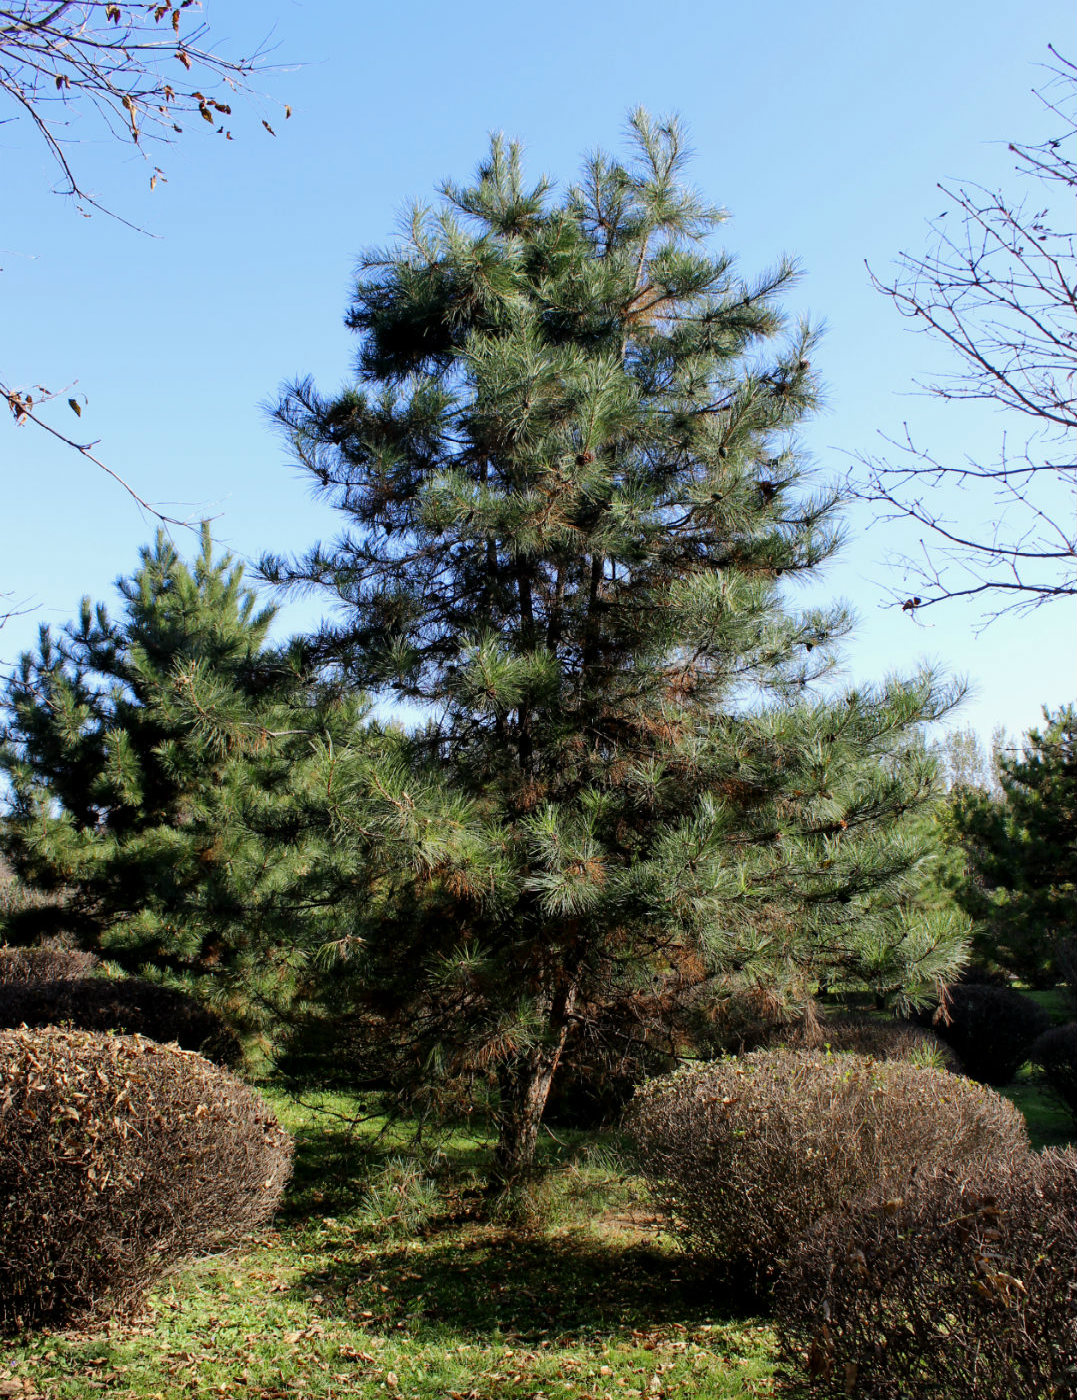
[
  {"xmin": 849, "ymin": 50, "xmax": 1077, "ymax": 622},
  {"xmin": 0, "ymin": 2, "xmax": 287, "ymax": 217},
  {"xmin": 3, "ymin": 378, "xmax": 200, "ymax": 524}
]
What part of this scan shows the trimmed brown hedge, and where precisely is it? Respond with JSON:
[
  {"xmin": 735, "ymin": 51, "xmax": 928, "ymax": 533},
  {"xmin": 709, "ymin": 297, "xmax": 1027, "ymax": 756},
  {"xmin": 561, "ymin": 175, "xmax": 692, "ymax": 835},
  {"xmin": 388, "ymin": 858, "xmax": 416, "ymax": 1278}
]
[
  {"xmin": 624, "ymin": 1050, "xmax": 1029, "ymax": 1289},
  {"xmin": 0, "ymin": 976, "xmax": 242, "ymax": 1066},
  {"xmin": 0, "ymin": 943, "xmax": 99, "ymax": 986},
  {"xmin": 0, "ymin": 1028, "xmax": 292, "ymax": 1330},
  {"xmin": 777, "ymin": 1149, "xmax": 1077, "ymax": 1399}
]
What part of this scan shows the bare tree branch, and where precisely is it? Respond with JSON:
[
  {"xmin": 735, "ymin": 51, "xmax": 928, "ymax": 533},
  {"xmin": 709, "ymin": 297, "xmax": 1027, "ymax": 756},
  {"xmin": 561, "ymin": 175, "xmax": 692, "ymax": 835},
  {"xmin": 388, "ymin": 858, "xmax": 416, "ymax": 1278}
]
[
  {"xmin": 850, "ymin": 48, "xmax": 1076, "ymax": 624},
  {"xmin": 0, "ymin": 589, "xmax": 32, "ymax": 631},
  {"xmin": 0, "ymin": 1, "xmax": 286, "ymax": 215},
  {"xmin": 2, "ymin": 378, "xmax": 204, "ymax": 525},
  {"xmin": 1, "ymin": 4, "xmax": 288, "ymax": 525}
]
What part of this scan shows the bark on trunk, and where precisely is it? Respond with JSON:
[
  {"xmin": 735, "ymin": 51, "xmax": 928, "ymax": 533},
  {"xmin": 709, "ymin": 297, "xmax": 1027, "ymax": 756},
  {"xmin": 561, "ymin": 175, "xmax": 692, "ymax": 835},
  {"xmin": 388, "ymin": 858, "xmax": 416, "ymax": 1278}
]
[{"xmin": 494, "ymin": 980, "xmax": 578, "ymax": 1181}]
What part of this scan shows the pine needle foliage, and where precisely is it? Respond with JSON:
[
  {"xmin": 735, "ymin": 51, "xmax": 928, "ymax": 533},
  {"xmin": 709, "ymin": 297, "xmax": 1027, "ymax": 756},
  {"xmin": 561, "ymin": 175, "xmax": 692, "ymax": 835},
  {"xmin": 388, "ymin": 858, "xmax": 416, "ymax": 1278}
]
[
  {"xmin": 266, "ymin": 114, "xmax": 967, "ymax": 1175},
  {"xmin": 949, "ymin": 704, "xmax": 1077, "ymax": 985},
  {"xmin": 0, "ymin": 527, "xmax": 368, "ymax": 1032}
]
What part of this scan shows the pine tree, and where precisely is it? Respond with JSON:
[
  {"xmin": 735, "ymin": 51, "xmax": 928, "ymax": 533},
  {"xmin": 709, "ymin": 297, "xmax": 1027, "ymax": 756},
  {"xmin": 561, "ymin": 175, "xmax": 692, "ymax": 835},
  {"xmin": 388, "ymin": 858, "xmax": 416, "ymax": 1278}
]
[
  {"xmin": 0, "ymin": 527, "xmax": 362, "ymax": 1030},
  {"xmin": 266, "ymin": 115, "xmax": 967, "ymax": 1175},
  {"xmin": 950, "ymin": 706, "xmax": 1077, "ymax": 985}
]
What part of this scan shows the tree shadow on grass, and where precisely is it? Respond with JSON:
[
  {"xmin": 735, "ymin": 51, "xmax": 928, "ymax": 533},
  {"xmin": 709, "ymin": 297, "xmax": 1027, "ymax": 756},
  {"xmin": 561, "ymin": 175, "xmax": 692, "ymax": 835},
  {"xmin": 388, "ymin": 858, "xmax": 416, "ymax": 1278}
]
[
  {"xmin": 295, "ymin": 1230, "xmax": 762, "ymax": 1341},
  {"xmin": 276, "ymin": 1120, "xmax": 375, "ymax": 1221},
  {"xmin": 277, "ymin": 1112, "xmax": 494, "ymax": 1223}
]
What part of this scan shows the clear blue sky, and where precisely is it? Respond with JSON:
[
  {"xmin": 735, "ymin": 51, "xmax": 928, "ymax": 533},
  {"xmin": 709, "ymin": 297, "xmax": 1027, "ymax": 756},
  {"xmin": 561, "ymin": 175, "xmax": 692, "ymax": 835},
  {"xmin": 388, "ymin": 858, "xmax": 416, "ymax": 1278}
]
[{"xmin": 2, "ymin": 0, "xmax": 1073, "ymax": 744}]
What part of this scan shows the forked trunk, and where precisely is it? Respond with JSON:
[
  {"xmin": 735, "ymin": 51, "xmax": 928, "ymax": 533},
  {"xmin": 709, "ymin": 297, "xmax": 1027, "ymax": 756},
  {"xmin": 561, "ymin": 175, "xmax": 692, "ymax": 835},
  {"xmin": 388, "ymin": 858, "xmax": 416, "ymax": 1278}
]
[{"xmin": 494, "ymin": 981, "xmax": 578, "ymax": 1181}]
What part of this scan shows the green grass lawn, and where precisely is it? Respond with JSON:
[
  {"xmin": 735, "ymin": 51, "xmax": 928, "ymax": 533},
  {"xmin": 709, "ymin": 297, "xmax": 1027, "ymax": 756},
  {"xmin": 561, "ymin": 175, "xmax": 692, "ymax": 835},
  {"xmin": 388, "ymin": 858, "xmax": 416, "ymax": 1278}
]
[
  {"xmin": 1000, "ymin": 1068, "xmax": 1076, "ymax": 1151},
  {"xmin": 4, "ymin": 1055, "xmax": 1072, "ymax": 1400},
  {"xmin": 1, "ymin": 1090, "xmax": 779, "ymax": 1400},
  {"xmin": 1021, "ymin": 986, "xmax": 1073, "ymax": 1025}
]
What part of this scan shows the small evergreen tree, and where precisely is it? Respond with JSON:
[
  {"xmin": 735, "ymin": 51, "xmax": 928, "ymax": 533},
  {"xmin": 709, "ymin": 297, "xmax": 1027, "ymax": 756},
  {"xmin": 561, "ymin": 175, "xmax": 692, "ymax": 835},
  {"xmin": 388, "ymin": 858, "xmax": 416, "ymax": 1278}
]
[
  {"xmin": 950, "ymin": 705, "xmax": 1077, "ymax": 985},
  {"xmin": 266, "ymin": 115, "xmax": 967, "ymax": 1176},
  {"xmin": 0, "ymin": 527, "xmax": 362, "ymax": 1030}
]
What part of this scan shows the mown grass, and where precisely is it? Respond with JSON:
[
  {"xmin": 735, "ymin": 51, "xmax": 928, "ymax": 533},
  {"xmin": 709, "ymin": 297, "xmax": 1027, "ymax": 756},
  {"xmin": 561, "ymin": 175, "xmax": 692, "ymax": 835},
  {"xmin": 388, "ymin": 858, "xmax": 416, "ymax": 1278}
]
[
  {"xmin": 1001, "ymin": 1068, "xmax": 1076, "ymax": 1151},
  {"xmin": 1021, "ymin": 986, "xmax": 1072, "ymax": 1025},
  {"xmin": 4, "ymin": 1047, "xmax": 1072, "ymax": 1400},
  {"xmin": 0, "ymin": 1089, "xmax": 779, "ymax": 1400}
]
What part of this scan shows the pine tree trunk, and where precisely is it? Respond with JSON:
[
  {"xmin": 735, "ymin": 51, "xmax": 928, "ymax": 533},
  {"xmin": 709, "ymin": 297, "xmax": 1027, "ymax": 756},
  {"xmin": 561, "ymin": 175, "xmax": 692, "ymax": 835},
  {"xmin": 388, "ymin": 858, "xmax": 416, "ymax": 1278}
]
[{"xmin": 494, "ymin": 981, "xmax": 577, "ymax": 1181}]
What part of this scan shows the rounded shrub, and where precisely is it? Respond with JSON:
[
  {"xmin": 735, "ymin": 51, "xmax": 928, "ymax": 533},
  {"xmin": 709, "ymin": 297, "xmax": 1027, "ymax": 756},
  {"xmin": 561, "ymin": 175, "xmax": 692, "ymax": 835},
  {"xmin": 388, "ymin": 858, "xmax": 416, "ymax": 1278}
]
[
  {"xmin": 624, "ymin": 1050, "xmax": 1029, "ymax": 1288},
  {"xmin": 777, "ymin": 1149, "xmax": 1077, "ymax": 1399},
  {"xmin": 0, "ymin": 943, "xmax": 99, "ymax": 986},
  {"xmin": 1058, "ymin": 934, "xmax": 1077, "ymax": 1016},
  {"xmin": 0, "ymin": 976, "xmax": 242, "ymax": 1066},
  {"xmin": 274, "ymin": 1007, "xmax": 393, "ymax": 1091},
  {"xmin": 913, "ymin": 984, "xmax": 1051, "ymax": 1085},
  {"xmin": 1030, "ymin": 1022, "xmax": 1077, "ymax": 1128},
  {"xmin": 957, "ymin": 964, "xmax": 1015, "ymax": 988},
  {"xmin": 0, "ymin": 1028, "xmax": 292, "ymax": 1330}
]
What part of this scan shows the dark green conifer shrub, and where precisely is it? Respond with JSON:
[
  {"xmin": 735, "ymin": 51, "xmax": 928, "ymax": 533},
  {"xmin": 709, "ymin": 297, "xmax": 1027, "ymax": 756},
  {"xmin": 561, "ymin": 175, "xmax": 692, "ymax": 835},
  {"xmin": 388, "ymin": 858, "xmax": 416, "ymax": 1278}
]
[
  {"xmin": 0, "ymin": 977, "xmax": 242, "ymax": 1066},
  {"xmin": 777, "ymin": 1149, "xmax": 1077, "ymax": 1399},
  {"xmin": 949, "ymin": 706, "xmax": 1077, "ymax": 987},
  {"xmin": 272, "ymin": 1007, "xmax": 377, "ymax": 1090},
  {"xmin": 1059, "ymin": 934, "xmax": 1077, "ymax": 1016},
  {"xmin": 956, "ymin": 964, "xmax": 1014, "ymax": 988},
  {"xmin": 625, "ymin": 1050, "xmax": 1028, "ymax": 1289},
  {"xmin": 0, "ymin": 943, "xmax": 99, "ymax": 986},
  {"xmin": 0, "ymin": 1028, "xmax": 291, "ymax": 1330},
  {"xmin": 543, "ymin": 1014, "xmax": 676, "ymax": 1129},
  {"xmin": 913, "ymin": 983, "xmax": 1051, "ymax": 1084},
  {"xmin": 1031, "ymin": 1022, "xmax": 1077, "ymax": 1128},
  {"xmin": 0, "ymin": 529, "xmax": 362, "ymax": 1039}
]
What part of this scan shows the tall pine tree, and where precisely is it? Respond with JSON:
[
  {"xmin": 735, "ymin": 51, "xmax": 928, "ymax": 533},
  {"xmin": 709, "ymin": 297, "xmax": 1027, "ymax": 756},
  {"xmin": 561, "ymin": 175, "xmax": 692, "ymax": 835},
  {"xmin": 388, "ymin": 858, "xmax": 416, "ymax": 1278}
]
[
  {"xmin": 266, "ymin": 115, "xmax": 967, "ymax": 1175},
  {"xmin": 0, "ymin": 527, "xmax": 364, "ymax": 1031}
]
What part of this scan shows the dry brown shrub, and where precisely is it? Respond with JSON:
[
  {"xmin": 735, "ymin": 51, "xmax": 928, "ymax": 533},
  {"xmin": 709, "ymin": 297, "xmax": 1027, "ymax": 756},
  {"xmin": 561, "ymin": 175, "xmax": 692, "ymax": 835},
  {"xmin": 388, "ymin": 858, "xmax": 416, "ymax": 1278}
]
[
  {"xmin": 0, "ymin": 1028, "xmax": 292, "ymax": 1331},
  {"xmin": 624, "ymin": 1050, "xmax": 1029, "ymax": 1289},
  {"xmin": 783, "ymin": 1012, "xmax": 961, "ymax": 1071},
  {"xmin": 777, "ymin": 1149, "xmax": 1077, "ymax": 1399},
  {"xmin": 0, "ymin": 943, "xmax": 99, "ymax": 986},
  {"xmin": 0, "ymin": 977, "xmax": 242, "ymax": 1066},
  {"xmin": 0, "ymin": 867, "xmax": 62, "ymax": 930}
]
